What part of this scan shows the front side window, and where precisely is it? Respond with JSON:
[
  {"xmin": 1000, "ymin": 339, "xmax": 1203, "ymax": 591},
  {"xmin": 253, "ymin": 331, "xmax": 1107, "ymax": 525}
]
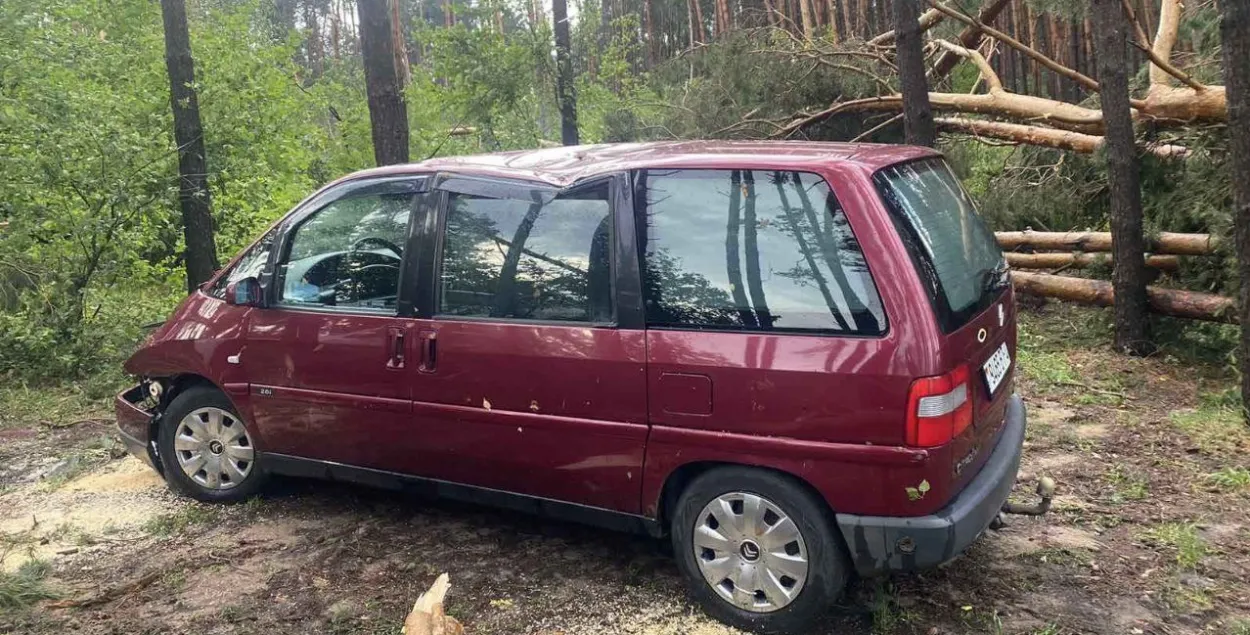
[
  {"xmin": 276, "ymin": 192, "xmax": 412, "ymax": 311},
  {"xmin": 207, "ymin": 229, "xmax": 277, "ymax": 299},
  {"xmin": 637, "ymin": 169, "xmax": 885, "ymax": 335},
  {"xmin": 438, "ymin": 182, "xmax": 613, "ymax": 323}
]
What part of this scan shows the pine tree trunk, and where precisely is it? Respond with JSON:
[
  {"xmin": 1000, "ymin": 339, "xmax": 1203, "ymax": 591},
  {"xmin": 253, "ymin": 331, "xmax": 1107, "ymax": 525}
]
[
  {"xmin": 553, "ymin": 0, "xmax": 580, "ymax": 145},
  {"xmin": 827, "ymin": 0, "xmax": 839, "ymax": 41},
  {"xmin": 390, "ymin": 0, "xmax": 411, "ymax": 85},
  {"xmin": 644, "ymin": 0, "xmax": 657, "ymax": 66},
  {"xmin": 1220, "ymin": 0, "xmax": 1250, "ymax": 416},
  {"xmin": 331, "ymin": 0, "xmax": 342, "ymax": 59},
  {"xmin": 358, "ymin": 0, "xmax": 410, "ymax": 165},
  {"xmin": 160, "ymin": 0, "xmax": 219, "ymax": 293},
  {"xmin": 1027, "ymin": 4, "xmax": 1039, "ymax": 92},
  {"xmin": 894, "ymin": 0, "xmax": 935, "ymax": 146},
  {"xmin": 306, "ymin": 2, "xmax": 323, "ymax": 76},
  {"xmin": 1070, "ymin": 19, "xmax": 1082, "ymax": 98},
  {"xmin": 693, "ymin": 0, "xmax": 707, "ymax": 41},
  {"xmin": 1092, "ymin": 0, "xmax": 1152, "ymax": 355},
  {"xmin": 798, "ymin": 0, "xmax": 814, "ymax": 36}
]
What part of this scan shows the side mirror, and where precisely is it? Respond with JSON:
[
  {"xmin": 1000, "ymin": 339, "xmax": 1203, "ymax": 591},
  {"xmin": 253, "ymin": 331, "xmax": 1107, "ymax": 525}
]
[{"xmin": 225, "ymin": 277, "xmax": 263, "ymax": 307}]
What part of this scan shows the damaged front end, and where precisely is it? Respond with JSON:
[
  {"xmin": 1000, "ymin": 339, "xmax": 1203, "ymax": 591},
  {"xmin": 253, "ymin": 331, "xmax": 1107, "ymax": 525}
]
[{"xmin": 114, "ymin": 382, "xmax": 164, "ymax": 475}]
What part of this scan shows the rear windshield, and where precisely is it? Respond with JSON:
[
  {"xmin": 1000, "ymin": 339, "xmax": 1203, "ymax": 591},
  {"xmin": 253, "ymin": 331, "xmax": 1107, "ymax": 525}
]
[{"xmin": 873, "ymin": 158, "xmax": 1006, "ymax": 333}]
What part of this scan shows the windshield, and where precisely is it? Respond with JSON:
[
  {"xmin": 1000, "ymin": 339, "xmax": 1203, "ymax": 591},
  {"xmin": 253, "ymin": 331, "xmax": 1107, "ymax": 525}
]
[{"xmin": 874, "ymin": 158, "xmax": 1005, "ymax": 333}]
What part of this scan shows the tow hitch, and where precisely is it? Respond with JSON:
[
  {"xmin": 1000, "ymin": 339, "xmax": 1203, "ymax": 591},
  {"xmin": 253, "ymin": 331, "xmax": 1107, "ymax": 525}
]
[{"xmin": 990, "ymin": 476, "xmax": 1056, "ymax": 529}]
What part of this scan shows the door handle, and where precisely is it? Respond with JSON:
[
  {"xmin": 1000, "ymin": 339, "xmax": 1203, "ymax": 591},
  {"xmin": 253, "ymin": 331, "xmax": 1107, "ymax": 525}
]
[
  {"xmin": 387, "ymin": 328, "xmax": 406, "ymax": 369},
  {"xmin": 419, "ymin": 331, "xmax": 437, "ymax": 373}
]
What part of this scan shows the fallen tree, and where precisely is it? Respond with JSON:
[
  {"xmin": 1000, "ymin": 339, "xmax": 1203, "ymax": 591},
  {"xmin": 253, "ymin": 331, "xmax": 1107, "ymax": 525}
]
[
  {"xmin": 1005, "ymin": 252, "xmax": 1179, "ymax": 271},
  {"xmin": 1012, "ymin": 271, "xmax": 1237, "ymax": 323},
  {"xmin": 775, "ymin": 0, "xmax": 1228, "ymax": 151},
  {"xmin": 935, "ymin": 117, "xmax": 1190, "ymax": 159},
  {"xmin": 996, "ymin": 231, "xmax": 1218, "ymax": 256}
]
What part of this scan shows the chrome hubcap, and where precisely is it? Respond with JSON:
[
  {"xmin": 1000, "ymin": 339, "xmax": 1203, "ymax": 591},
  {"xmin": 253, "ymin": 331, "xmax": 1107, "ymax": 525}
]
[
  {"xmin": 174, "ymin": 407, "xmax": 254, "ymax": 490},
  {"xmin": 693, "ymin": 492, "xmax": 808, "ymax": 613}
]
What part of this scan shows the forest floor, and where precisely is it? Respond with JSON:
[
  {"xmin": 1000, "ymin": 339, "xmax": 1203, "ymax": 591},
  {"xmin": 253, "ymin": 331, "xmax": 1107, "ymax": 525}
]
[{"xmin": 2, "ymin": 304, "xmax": 1249, "ymax": 635}]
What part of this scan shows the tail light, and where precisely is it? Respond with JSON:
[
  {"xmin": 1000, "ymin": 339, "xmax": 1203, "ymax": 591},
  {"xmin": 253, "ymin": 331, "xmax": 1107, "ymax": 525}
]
[{"xmin": 906, "ymin": 365, "xmax": 973, "ymax": 447}]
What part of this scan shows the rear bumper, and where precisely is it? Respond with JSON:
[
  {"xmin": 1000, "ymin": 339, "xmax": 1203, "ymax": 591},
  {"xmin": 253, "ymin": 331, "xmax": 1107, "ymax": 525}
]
[
  {"xmin": 835, "ymin": 393, "xmax": 1026, "ymax": 575},
  {"xmin": 115, "ymin": 385, "xmax": 161, "ymax": 472}
]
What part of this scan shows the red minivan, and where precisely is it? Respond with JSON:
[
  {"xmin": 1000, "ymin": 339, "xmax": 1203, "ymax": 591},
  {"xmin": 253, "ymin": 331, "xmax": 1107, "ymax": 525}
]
[{"xmin": 116, "ymin": 141, "xmax": 1023, "ymax": 633}]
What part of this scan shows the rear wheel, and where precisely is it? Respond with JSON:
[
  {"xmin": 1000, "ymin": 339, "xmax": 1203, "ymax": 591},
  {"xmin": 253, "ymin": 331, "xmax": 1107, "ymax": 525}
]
[
  {"xmin": 671, "ymin": 467, "xmax": 848, "ymax": 634},
  {"xmin": 157, "ymin": 385, "xmax": 266, "ymax": 502}
]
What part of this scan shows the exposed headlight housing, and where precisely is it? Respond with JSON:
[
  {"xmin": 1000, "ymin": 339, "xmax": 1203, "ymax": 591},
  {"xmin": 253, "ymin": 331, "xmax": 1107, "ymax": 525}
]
[{"xmin": 146, "ymin": 379, "xmax": 163, "ymax": 403}]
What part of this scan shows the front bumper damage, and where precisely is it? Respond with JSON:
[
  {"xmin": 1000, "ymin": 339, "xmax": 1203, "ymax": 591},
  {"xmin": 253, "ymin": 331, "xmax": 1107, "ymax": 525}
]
[{"xmin": 115, "ymin": 384, "xmax": 162, "ymax": 474}]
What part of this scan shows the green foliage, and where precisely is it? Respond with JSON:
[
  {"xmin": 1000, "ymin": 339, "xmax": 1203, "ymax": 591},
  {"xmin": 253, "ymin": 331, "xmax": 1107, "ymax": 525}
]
[
  {"xmin": 1105, "ymin": 464, "xmax": 1149, "ymax": 503},
  {"xmin": 1169, "ymin": 400, "xmax": 1250, "ymax": 454},
  {"xmin": 0, "ymin": 0, "xmax": 654, "ymax": 385},
  {"xmin": 645, "ymin": 31, "xmax": 888, "ymax": 140},
  {"xmin": 0, "ymin": 559, "xmax": 56, "ymax": 613},
  {"xmin": 1141, "ymin": 522, "xmax": 1208, "ymax": 570},
  {"xmin": 1206, "ymin": 467, "xmax": 1250, "ymax": 493},
  {"xmin": 144, "ymin": 504, "xmax": 221, "ymax": 537}
]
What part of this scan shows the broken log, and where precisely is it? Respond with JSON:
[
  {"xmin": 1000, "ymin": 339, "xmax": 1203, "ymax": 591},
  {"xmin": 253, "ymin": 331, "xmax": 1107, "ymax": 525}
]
[
  {"xmin": 935, "ymin": 117, "xmax": 1190, "ymax": 158},
  {"xmin": 1011, "ymin": 271, "xmax": 1237, "ymax": 323},
  {"xmin": 403, "ymin": 574, "xmax": 464, "ymax": 635},
  {"xmin": 996, "ymin": 231, "xmax": 1217, "ymax": 256},
  {"xmin": 1005, "ymin": 252, "xmax": 1179, "ymax": 271}
]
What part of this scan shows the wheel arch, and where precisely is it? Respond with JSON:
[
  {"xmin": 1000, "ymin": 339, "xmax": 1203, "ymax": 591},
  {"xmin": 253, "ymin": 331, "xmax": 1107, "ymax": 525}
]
[
  {"xmin": 654, "ymin": 461, "xmax": 839, "ymax": 537},
  {"xmin": 150, "ymin": 374, "xmax": 240, "ymax": 446}
]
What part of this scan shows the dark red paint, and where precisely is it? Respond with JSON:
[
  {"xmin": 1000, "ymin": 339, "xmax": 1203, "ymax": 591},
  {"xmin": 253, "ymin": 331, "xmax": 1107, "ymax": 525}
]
[{"xmin": 121, "ymin": 141, "xmax": 1016, "ymax": 523}]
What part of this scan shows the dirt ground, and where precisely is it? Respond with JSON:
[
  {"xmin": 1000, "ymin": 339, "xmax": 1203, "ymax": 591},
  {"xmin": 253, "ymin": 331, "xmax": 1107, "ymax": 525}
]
[{"xmin": 2, "ymin": 306, "xmax": 1249, "ymax": 635}]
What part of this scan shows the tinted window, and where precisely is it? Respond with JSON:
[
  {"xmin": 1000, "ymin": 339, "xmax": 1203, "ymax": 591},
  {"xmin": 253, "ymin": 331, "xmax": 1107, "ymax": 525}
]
[
  {"xmin": 874, "ymin": 158, "xmax": 1005, "ymax": 333},
  {"xmin": 207, "ymin": 229, "xmax": 276, "ymax": 299},
  {"xmin": 438, "ymin": 183, "xmax": 613, "ymax": 323},
  {"xmin": 276, "ymin": 192, "xmax": 411, "ymax": 311},
  {"xmin": 637, "ymin": 169, "xmax": 885, "ymax": 334}
]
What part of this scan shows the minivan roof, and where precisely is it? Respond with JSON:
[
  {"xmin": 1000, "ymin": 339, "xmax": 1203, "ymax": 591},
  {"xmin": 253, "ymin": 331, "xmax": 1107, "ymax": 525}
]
[{"xmin": 335, "ymin": 141, "xmax": 942, "ymax": 189}]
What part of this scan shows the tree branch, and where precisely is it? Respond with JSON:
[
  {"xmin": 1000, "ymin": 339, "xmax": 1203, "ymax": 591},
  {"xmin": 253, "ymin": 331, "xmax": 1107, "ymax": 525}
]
[
  {"xmin": 925, "ymin": 0, "xmax": 1101, "ymax": 94},
  {"xmin": 935, "ymin": 117, "xmax": 1189, "ymax": 158},
  {"xmin": 1120, "ymin": 0, "xmax": 1206, "ymax": 91},
  {"xmin": 1152, "ymin": 0, "xmax": 1182, "ymax": 87},
  {"xmin": 933, "ymin": 40, "xmax": 1001, "ymax": 93},
  {"xmin": 868, "ymin": 3, "xmax": 946, "ymax": 46}
]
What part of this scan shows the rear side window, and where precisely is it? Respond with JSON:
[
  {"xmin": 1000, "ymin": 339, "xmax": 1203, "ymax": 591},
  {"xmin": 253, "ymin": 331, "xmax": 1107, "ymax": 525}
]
[
  {"xmin": 636, "ymin": 169, "xmax": 885, "ymax": 335},
  {"xmin": 874, "ymin": 158, "xmax": 1005, "ymax": 333},
  {"xmin": 438, "ymin": 182, "xmax": 613, "ymax": 323}
]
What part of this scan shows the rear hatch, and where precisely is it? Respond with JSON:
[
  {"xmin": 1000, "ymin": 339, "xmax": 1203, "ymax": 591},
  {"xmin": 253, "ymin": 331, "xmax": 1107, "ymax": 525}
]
[{"xmin": 873, "ymin": 158, "xmax": 1015, "ymax": 492}]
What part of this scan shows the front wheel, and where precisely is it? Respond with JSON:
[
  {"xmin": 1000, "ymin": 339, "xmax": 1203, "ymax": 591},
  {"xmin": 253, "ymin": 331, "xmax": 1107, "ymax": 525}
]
[
  {"xmin": 156, "ymin": 385, "xmax": 266, "ymax": 502},
  {"xmin": 671, "ymin": 467, "xmax": 849, "ymax": 634}
]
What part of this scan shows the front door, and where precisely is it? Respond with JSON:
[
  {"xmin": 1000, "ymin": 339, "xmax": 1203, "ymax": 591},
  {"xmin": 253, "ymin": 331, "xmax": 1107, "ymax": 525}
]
[
  {"xmin": 404, "ymin": 175, "xmax": 650, "ymax": 513},
  {"xmin": 243, "ymin": 178, "xmax": 421, "ymax": 469}
]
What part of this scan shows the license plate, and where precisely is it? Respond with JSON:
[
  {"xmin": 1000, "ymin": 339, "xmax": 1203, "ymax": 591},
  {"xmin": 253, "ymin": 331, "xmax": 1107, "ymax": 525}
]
[{"xmin": 982, "ymin": 343, "xmax": 1011, "ymax": 395}]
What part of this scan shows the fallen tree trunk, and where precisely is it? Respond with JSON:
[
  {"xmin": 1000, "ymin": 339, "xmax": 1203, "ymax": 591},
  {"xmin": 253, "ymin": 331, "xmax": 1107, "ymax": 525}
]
[
  {"xmin": 1006, "ymin": 252, "xmax": 1179, "ymax": 271},
  {"xmin": 936, "ymin": 117, "xmax": 1189, "ymax": 158},
  {"xmin": 1012, "ymin": 271, "xmax": 1237, "ymax": 323},
  {"xmin": 996, "ymin": 231, "xmax": 1218, "ymax": 256}
]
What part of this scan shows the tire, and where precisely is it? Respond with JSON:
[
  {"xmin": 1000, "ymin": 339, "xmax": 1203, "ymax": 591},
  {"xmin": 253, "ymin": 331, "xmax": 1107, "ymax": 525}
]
[
  {"xmin": 671, "ymin": 467, "xmax": 849, "ymax": 634},
  {"xmin": 157, "ymin": 385, "xmax": 266, "ymax": 503}
]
